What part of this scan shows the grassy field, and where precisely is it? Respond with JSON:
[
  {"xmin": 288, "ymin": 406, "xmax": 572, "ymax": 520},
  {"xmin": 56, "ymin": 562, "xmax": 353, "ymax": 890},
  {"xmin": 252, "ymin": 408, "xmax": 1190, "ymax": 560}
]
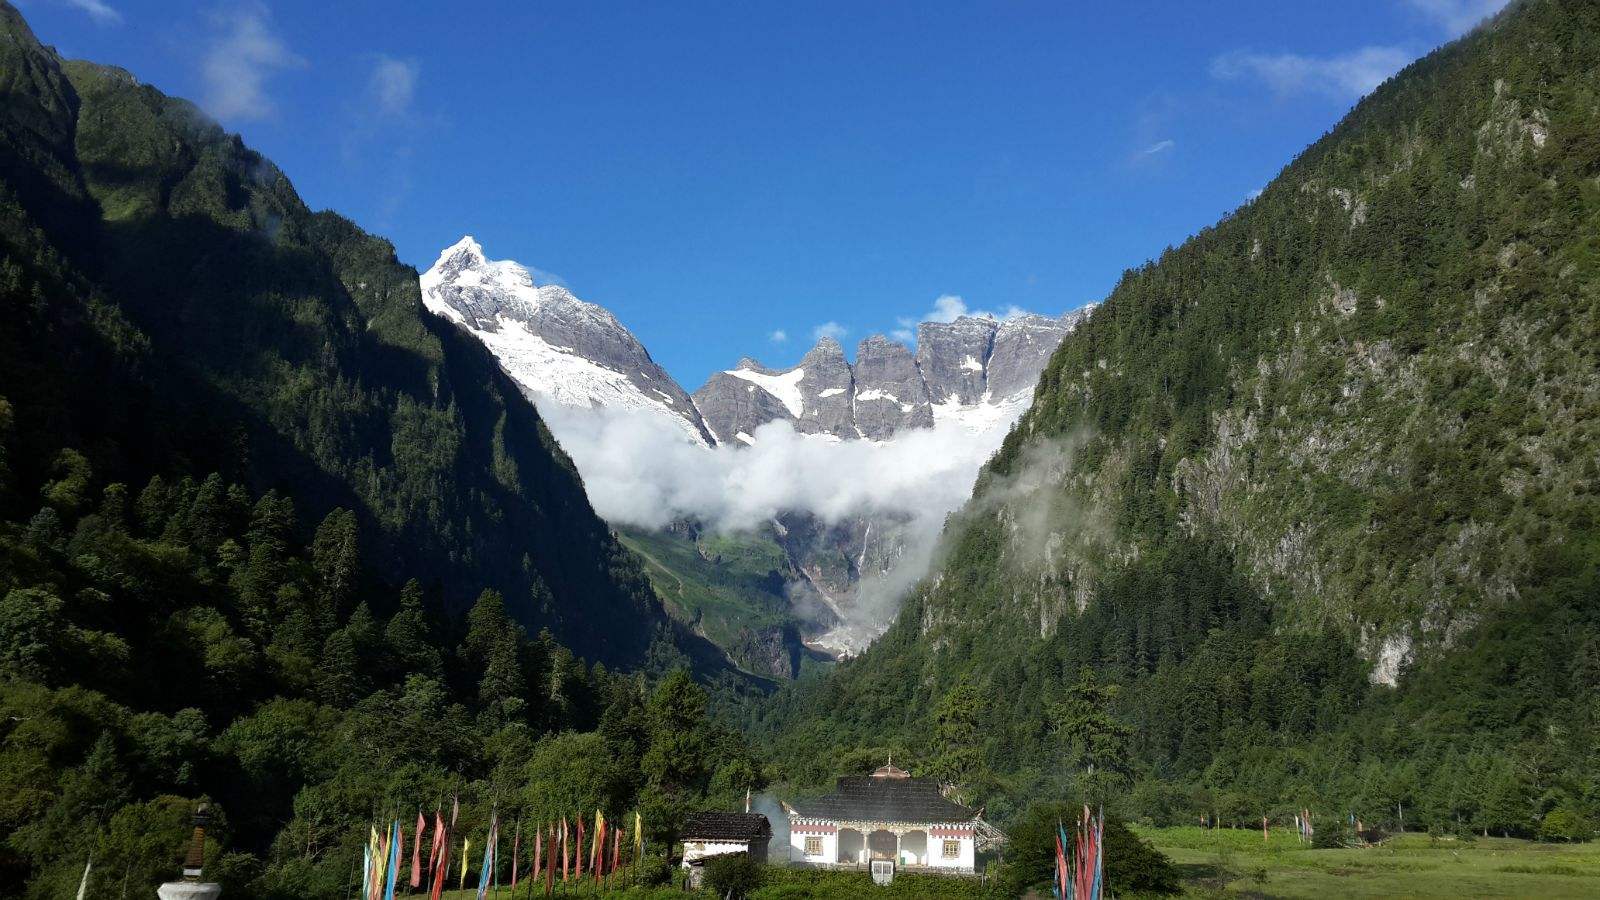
[
  {"xmin": 1137, "ymin": 825, "xmax": 1600, "ymax": 898},
  {"xmin": 414, "ymin": 830, "xmax": 1600, "ymax": 897}
]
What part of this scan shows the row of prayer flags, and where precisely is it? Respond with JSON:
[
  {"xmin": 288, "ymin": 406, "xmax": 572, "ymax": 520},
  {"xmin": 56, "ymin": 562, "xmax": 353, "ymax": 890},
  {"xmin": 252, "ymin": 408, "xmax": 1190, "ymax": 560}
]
[
  {"xmin": 1053, "ymin": 805, "xmax": 1104, "ymax": 900},
  {"xmin": 360, "ymin": 806, "xmax": 645, "ymax": 896}
]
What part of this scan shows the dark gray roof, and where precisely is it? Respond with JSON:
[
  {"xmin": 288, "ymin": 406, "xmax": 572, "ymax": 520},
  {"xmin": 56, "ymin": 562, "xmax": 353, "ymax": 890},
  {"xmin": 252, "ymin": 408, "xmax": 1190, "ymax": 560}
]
[
  {"xmin": 681, "ymin": 812, "xmax": 771, "ymax": 841},
  {"xmin": 787, "ymin": 777, "xmax": 977, "ymax": 823}
]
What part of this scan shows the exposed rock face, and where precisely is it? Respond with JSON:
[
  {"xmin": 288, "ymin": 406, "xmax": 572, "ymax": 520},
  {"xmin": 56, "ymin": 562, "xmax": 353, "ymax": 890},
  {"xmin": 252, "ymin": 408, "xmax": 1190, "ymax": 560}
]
[
  {"xmin": 987, "ymin": 310, "xmax": 1092, "ymax": 398},
  {"xmin": 420, "ymin": 236, "xmax": 716, "ymax": 446},
  {"xmin": 691, "ymin": 309, "xmax": 1094, "ymax": 445},
  {"xmin": 852, "ymin": 335, "xmax": 933, "ymax": 440},
  {"xmin": 917, "ymin": 317, "xmax": 998, "ymax": 405},
  {"xmin": 793, "ymin": 338, "xmax": 856, "ymax": 437},
  {"xmin": 692, "ymin": 361, "xmax": 796, "ymax": 445}
]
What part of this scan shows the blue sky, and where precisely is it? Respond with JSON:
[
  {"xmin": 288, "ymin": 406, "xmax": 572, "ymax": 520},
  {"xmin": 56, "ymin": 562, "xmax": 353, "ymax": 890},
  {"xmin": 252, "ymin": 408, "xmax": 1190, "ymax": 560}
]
[{"xmin": 21, "ymin": 0, "xmax": 1506, "ymax": 388}]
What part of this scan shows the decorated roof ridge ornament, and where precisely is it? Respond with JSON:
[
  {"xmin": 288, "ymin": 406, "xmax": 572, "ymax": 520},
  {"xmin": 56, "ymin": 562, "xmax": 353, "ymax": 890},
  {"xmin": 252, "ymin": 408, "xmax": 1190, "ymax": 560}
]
[{"xmin": 870, "ymin": 755, "xmax": 910, "ymax": 779}]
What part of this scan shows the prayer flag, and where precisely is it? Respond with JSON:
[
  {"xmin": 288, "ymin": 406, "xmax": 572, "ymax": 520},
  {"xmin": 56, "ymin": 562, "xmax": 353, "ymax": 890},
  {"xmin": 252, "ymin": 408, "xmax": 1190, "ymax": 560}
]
[
  {"xmin": 511, "ymin": 822, "xmax": 521, "ymax": 891},
  {"xmin": 532, "ymin": 825, "xmax": 542, "ymax": 890},
  {"xmin": 384, "ymin": 821, "xmax": 402, "ymax": 900},
  {"xmin": 412, "ymin": 811, "xmax": 426, "ymax": 888}
]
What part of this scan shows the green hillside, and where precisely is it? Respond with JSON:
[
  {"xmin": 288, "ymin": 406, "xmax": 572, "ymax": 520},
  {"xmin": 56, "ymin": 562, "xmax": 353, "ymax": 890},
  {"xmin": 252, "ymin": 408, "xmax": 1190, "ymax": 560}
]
[
  {"xmin": 761, "ymin": 0, "xmax": 1600, "ymax": 837},
  {"xmin": 0, "ymin": 3, "xmax": 688, "ymax": 667},
  {"xmin": 619, "ymin": 524, "xmax": 833, "ymax": 680},
  {"xmin": 0, "ymin": 3, "xmax": 760, "ymax": 895}
]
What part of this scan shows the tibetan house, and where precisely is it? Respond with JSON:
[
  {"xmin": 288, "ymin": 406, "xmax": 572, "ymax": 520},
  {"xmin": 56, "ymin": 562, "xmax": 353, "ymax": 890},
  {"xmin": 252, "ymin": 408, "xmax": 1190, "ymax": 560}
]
[{"xmin": 783, "ymin": 763, "xmax": 996, "ymax": 874}]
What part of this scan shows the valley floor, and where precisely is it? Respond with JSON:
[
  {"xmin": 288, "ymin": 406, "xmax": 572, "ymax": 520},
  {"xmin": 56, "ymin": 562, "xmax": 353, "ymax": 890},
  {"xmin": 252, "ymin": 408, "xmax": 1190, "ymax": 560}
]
[
  {"xmin": 1138, "ymin": 826, "xmax": 1600, "ymax": 898},
  {"xmin": 422, "ymin": 830, "xmax": 1600, "ymax": 898}
]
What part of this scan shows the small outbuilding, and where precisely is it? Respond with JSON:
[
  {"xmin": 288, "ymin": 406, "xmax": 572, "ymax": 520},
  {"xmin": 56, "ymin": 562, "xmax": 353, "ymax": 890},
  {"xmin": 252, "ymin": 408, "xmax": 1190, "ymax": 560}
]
[{"xmin": 680, "ymin": 811, "xmax": 773, "ymax": 868}]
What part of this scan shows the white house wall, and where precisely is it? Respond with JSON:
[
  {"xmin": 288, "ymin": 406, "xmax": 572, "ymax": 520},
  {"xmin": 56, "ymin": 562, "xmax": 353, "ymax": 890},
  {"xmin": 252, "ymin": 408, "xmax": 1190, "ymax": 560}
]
[
  {"xmin": 682, "ymin": 839, "xmax": 766, "ymax": 866},
  {"xmin": 787, "ymin": 819, "xmax": 976, "ymax": 873}
]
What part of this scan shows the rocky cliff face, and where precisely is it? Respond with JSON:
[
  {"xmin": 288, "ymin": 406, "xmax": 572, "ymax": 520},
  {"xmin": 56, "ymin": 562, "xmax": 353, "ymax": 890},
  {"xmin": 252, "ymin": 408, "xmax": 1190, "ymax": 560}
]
[
  {"xmin": 853, "ymin": 336, "xmax": 932, "ymax": 440},
  {"xmin": 692, "ymin": 311, "xmax": 1092, "ymax": 445}
]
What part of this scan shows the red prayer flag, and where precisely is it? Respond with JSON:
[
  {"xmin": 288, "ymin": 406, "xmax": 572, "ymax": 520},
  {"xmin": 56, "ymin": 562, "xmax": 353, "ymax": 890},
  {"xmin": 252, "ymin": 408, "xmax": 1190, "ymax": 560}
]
[
  {"xmin": 426, "ymin": 810, "xmax": 442, "ymax": 877},
  {"xmin": 429, "ymin": 818, "xmax": 450, "ymax": 900},
  {"xmin": 575, "ymin": 818, "xmax": 585, "ymax": 878},
  {"xmin": 411, "ymin": 811, "xmax": 426, "ymax": 888},
  {"xmin": 511, "ymin": 823, "xmax": 521, "ymax": 890},
  {"xmin": 546, "ymin": 824, "xmax": 555, "ymax": 897},
  {"xmin": 561, "ymin": 818, "xmax": 569, "ymax": 882}
]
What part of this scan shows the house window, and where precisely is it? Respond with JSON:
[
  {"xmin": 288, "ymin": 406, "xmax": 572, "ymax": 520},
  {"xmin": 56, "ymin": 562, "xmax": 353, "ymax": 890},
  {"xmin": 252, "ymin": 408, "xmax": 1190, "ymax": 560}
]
[
  {"xmin": 804, "ymin": 837, "xmax": 822, "ymax": 856},
  {"xmin": 942, "ymin": 840, "xmax": 961, "ymax": 859}
]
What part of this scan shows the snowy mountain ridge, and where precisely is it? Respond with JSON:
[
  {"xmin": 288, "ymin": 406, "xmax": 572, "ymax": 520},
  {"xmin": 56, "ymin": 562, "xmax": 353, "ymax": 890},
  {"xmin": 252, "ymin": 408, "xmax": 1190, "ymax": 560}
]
[
  {"xmin": 420, "ymin": 236, "xmax": 717, "ymax": 445},
  {"xmin": 421, "ymin": 236, "xmax": 1095, "ymax": 450}
]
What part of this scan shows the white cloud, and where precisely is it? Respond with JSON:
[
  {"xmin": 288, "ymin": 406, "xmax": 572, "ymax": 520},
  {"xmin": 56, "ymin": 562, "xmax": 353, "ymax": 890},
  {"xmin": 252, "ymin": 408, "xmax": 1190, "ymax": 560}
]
[
  {"xmin": 368, "ymin": 55, "xmax": 418, "ymax": 117},
  {"xmin": 812, "ymin": 321, "xmax": 848, "ymax": 342},
  {"xmin": 1403, "ymin": 0, "xmax": 1512, "ymax": 37},
  {"xmin": 1247, "ymin": 186, "xmax": 1264, "ymax": 201},
  {"xmin": 200, "ymin": 4, "xmax": 305, "ymax": 122},
  {"xmin": 546, "ymin": 408, "xmax": 1012, "ymax": 535},
  {"xmin": 538, "ymin": 400, "xmax": 1031, "ymax": 642},
  {"xmin": 921, "ymin": 293, "xmax": 1031, "ymax": 325},
  {"xmin": 60, "ymin": 0, "xmax": 121, "ymax": 24},
  {"xmin": 1211, "ymin": 45, "xmax": 1412, "ymax": 100},
  {"xmin": 768, "ymin": 329, "xmax": 787, "ymax": 344},
  {"xmin": 1138, "ymin": 139, "xmax": 1175, "ymax": 157}
]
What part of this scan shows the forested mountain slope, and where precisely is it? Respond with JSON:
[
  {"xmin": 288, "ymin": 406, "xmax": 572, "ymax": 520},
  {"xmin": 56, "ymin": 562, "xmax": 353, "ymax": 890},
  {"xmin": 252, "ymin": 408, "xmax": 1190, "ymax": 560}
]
[
  {"xmin": 0, "ymin": 2, "xmax": 681, "ymax": 666},
  {"xmin": 760, "ymin": 0, "xmax": 1600, "ymax": 833}
]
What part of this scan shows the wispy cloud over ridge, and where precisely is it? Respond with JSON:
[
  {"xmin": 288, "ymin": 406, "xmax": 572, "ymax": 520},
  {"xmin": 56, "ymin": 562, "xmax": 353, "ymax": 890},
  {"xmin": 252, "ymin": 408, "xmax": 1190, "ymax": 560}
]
[
  {"xmin": 60, "ymin": 0, "xmax": 121, "ymax": 24},
  {"xmin": 1211, "ymin": 45, "xmax": 1412, "ymax": 100},
  {"xmin": 199, "ymin": 4, "xmax": 305, "ymax": 122},
  {"xmin": 368, "ymin": 55, "xmax": 418, "ymax": 117},
  {"xmin": 1403, "ymin": 0, "xmax": 1512, "ymax": 37},
  {"xmin": 812, "ymin": 321, "xmax": 847, "ymax": 342}
]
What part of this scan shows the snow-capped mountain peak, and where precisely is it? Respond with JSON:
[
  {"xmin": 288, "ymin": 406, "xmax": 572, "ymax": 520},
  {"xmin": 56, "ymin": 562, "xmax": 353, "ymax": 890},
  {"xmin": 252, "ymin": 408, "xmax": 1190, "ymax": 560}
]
[{"xmin": 420, "ymin": 237, "xmax": 716, "ymax": 446}]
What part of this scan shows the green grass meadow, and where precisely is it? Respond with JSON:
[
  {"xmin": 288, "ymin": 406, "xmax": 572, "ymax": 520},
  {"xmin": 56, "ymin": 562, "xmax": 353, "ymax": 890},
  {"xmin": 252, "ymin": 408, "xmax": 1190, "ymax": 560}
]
[{"xmin": 1139, "ymin": 825, "xmax": 1600, "ymax": 898}]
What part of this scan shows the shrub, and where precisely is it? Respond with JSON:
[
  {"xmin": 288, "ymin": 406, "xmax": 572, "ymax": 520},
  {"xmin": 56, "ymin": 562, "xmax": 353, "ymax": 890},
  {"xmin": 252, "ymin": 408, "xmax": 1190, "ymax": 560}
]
[
  {"xmin": 1001, "ymin": 802, "xmax": 1180, "ymax": 897},
  {"xmin": 1311, "ymin": 823, "xmax": 1351, "ymax": 849},
  {"xmin": 1539, "ymin": 805, "xmax": 1595, "ymax": 843},
  {"xmin": 704, "ymin": 853, "xmax": 764, "ymax": 899}
]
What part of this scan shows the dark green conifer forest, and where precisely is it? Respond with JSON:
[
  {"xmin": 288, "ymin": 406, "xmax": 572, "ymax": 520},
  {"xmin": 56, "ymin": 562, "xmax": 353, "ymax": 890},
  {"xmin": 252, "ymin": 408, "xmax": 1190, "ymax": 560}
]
[
  {"xmin": 756, "ymin": 0, "xmax": 1600, "ymax": 844},
  {"xmin": 3, "ymin": 0, "xmax": 1600, "ymax": 896},
  {"xmin": 0, "ymin": 3, "xmax": 748, "ymax": 896}
]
